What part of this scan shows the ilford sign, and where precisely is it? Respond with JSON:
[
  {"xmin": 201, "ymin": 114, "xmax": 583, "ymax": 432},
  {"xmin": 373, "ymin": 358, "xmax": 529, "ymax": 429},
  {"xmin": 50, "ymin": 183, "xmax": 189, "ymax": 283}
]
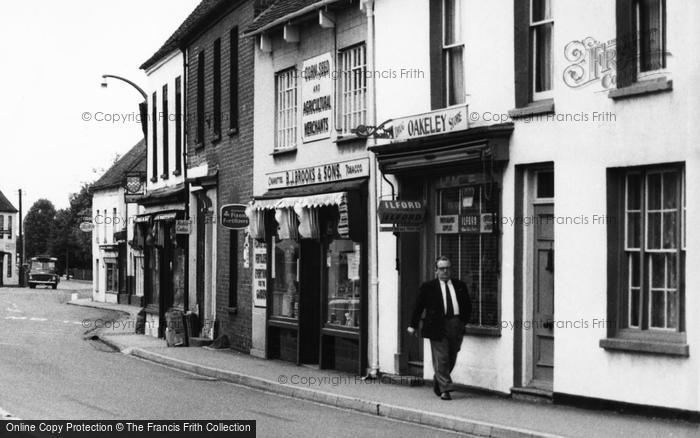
[
  {"xmin": 377, "ymin": 200, "xmax": 425, "ymax": 224},
  {"xmin": 391, "ymin": 105, "xmax": 469, "ymax": 142},
  {"xmin": 267, "ymin": 158, "xmax": 369, "ymax": 189}
]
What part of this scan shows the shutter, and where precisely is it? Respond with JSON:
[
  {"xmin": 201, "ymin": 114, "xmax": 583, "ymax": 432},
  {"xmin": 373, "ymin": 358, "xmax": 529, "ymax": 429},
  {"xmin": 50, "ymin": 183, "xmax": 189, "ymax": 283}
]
[
  {"xmin": 616, "ymin": 0, "xmax": 637, "ymax": 88},
  {"xmin": 513, "ymin": 0, "xmax": 530, "ymax": 108}
]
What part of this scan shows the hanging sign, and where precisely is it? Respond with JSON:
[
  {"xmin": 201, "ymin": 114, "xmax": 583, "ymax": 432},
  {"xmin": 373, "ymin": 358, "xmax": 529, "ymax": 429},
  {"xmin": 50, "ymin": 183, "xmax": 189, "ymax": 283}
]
[
  {"xmin": 266, "ymin": 157, "xmax": 369, "ymax": 189},
  {"xmin": 79, "ymin": 222, "xmax": 94, "ymax": 232},
  {"xmin": 391, "ymin": 105, "xmax": 469, "ymax": 142},
  {"xmin": 220, "ymin": 204, "xmax": 250, "ymax": 230},
  {"xmin": 302, "ymin": 52, "xmax": 333, "ymax": 142},
  {"xmin": 377, "ymin": 200, "xmax": 425, "ymax": 224},
  {"xmin": 175, "ymin": 220, "xmax": 191, "ymax": 234}
]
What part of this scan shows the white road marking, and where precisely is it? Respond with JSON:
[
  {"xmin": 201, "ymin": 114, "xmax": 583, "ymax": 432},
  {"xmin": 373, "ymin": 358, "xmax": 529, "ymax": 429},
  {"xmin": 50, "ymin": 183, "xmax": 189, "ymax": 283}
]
[
  {"xmin": 4, "ymin": 316, "xmax": 27, "ymax": 320},
  {"xmin": 29, "ymin": 317, "xmax": 48, "ymax": 321}
]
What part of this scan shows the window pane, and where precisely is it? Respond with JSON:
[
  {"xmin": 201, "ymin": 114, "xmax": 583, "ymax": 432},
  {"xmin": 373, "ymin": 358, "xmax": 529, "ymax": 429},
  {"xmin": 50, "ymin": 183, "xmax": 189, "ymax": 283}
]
[
  {"xmin": 443, "ymin": 0, "xmax": 462, "ymax": 45},
  {"xmin": 629, "ymin": 252, "xmax": 640, "ymax": 288},
  {"xmin": 627, "ymin": 173, "xmax": 641, "ymax": 210},
  {"xmin": 650, "ymin": 289, "xmax": 665, "ymax": 328},
  {"xmin": 663, "ymin": 172, "xmax": 679, "ymax": 209},
  {"xmin": 326, "ymin": 239, "xmax": 361, "ymax": 328},
  {"xmin": 630, "ymin": 288, "xmax": 640, "ymax": 327},
  {"xmin": 638, "ymin": 0, "xmax": 664, "ymax": 72},
  {"xmin": 531, "ymin": 0, "xmax": 551, "ymax": 22},
  {"xmin": 480, "ymin": 234, "xmax": 499, "ymax": 326},
  {"xmin": 272, "ymin": 239, "xmax": 299, "ymax": 319},
  {"xmin": 446, "ymin": 47, "xmax": 465, "ymax": 105},
  {"xmin": 646, "ymin": 212, "xmax": 661, "ymax": 249},
  {"xmin": 534, "ymin": 23, "xmax": 552, "ymax": 92},
  {"xmin": 627, "ymin": 212, "xmax": 641, "ymax": 248},
  {"xmin": 663, "ymin": 211, "xmax": 677, "ymax": 249},
  {"xmin": 650, "ymin": 253, "xmax": 665, "ymax": 289},
  {"xmin": 666, "ymin": 291, "xmax": 678, "ymax": 329},
  {"xmin": 440, "ymin": 188, "xmax": 460, "ymax": 215},
  {"xmin": 537, "ymin": 171, "xmax": 554, "ymax": 198},
  {"xmin": 667, "ymin": 253, "xmax": 677, "ymax": 289},
  {"xmin": 438, "ymin": 235, "xmax": 459, "ymax": 268},
  {"xmin": 647, "ymin": 173, "xmax": 661, "ymax": 210}
]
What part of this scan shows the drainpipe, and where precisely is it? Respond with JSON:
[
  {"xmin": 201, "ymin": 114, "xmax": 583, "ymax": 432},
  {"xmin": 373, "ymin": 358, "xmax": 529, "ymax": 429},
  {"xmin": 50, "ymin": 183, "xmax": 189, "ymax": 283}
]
[{"xmin": 363, "ymin": 0, "xmax": 380, "ymax": 379}]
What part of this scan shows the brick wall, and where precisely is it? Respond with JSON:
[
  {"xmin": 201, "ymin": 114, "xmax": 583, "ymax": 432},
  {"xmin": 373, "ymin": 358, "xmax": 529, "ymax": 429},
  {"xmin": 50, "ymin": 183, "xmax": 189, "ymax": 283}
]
[{"xmin": 186, "ymin": 0, "xmax": 255, "ymax": 353}]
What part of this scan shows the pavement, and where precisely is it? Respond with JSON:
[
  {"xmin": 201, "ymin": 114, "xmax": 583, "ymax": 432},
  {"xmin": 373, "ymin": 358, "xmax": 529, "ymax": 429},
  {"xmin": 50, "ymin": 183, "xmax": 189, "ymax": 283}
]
[{"xmin": 69, "ymin": 299, "xmax": 700, "ymax": 438}]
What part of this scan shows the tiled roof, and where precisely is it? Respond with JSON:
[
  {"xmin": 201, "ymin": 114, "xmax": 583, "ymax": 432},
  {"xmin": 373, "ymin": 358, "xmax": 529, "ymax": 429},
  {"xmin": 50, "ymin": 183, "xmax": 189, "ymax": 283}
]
[
  {"xmin": 92, "ymin": 139, "xmax": 147, "ymax": 191},
  {"xmin": 140, "ymin": 0, "xmax": 241, "ymax": 70},
  {"xmin": 0, "ymin": 190, "xmax": 17, "ymax": 213},
  {"xmin": 243, "ymin": 0, "xmax": 342, "ymax": 36}
]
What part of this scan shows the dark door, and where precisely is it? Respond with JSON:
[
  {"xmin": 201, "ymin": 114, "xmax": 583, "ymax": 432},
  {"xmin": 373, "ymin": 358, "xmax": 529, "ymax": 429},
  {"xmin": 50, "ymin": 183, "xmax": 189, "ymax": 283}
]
[
  {"xmin": 0, "ymin": 254, "xmax": 4, "ymax": 287},
  {"xmin": 532, "ymin": 204, "xmax": 554, "ymax": 389},
  {"xmin": 299, "ymin": 239, "xmax": 321, "ymax": 364},
  {"xmin": 196, "ymin": 198, "xmax": 206, "ymax": 323}
]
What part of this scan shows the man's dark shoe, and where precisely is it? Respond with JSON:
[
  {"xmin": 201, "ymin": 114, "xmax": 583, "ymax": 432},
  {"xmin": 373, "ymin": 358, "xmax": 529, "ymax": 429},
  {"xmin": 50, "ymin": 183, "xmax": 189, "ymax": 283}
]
[
  {"xmin": 432, "ymin": 379, "xmax": 440, "ymax": 396},
  {"xmin": 440, "ymin": 392, "xmax": 452, "ymax": 400}
]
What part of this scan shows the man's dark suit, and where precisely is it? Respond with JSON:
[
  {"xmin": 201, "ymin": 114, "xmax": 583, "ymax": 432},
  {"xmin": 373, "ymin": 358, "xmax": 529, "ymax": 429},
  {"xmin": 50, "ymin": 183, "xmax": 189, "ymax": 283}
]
[{"xmin": 409, "ymin": 278, "xmax": 471, "ymax": 394}]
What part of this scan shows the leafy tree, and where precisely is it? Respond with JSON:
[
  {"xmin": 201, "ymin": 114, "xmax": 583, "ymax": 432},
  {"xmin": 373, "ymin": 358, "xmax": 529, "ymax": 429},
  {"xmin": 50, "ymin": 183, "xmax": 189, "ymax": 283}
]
[
  {"xmin": 23, "ymin": 199, "xmax": 57, "ymax": 258},
  {"xmin": 48, "ymin": 182, "xmax": 94, "ymax": 273}
]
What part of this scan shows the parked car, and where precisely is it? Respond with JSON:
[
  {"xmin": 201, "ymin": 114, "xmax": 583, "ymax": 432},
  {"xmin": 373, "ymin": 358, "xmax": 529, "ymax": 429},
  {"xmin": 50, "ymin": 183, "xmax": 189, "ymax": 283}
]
[{"xmin": 27, "ymin": 256, "xmax": 60, "ymax": 289}]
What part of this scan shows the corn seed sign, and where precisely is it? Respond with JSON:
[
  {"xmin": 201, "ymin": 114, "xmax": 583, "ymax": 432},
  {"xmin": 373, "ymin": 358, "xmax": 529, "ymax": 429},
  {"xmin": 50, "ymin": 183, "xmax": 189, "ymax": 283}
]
[{"xmin": 302, "ymin": 52, "xmax": 333, "ymax": 143}]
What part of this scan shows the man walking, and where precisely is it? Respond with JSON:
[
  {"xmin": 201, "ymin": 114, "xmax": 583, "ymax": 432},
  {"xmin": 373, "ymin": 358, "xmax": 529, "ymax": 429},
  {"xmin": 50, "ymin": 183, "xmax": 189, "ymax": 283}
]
[{"xmin": 407, "ymin": 256, "xmax": 471, "ymax": 400}]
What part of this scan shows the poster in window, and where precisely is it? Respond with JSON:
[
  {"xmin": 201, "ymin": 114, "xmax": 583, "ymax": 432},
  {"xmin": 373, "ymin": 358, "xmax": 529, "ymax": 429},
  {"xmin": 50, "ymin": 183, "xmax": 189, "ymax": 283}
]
[
  {"xmin": 253, "ymin": 240, "xmax": 267, "ymax": 308},
  {"xmin": 435, "ymin": 215, "xmax": 458, "ymax": 234}
]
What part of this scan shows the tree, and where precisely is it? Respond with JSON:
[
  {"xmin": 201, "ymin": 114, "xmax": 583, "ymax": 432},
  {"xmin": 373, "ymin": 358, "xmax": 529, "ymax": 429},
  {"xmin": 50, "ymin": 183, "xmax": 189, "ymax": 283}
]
[
  {"xmin": 24, "ymin": 199, "xmax": 57, "ymax": 258},
  {"xmin": 48, "ymin": 182, "xmax": 94, "ymax": 273}
]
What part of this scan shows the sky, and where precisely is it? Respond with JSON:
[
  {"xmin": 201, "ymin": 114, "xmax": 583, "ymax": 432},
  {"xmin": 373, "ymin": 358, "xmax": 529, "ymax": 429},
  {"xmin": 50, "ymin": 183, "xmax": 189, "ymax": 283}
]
[{"xmin": 0, "ymin": 0, "xmax": 201, "ymax": 214}]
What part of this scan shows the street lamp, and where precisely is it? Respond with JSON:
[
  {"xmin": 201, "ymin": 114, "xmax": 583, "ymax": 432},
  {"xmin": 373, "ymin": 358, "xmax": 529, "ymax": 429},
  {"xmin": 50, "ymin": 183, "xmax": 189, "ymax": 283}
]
[{"xmin": 101, "ymin": 74, "xmax": 148, "ymax": 141}]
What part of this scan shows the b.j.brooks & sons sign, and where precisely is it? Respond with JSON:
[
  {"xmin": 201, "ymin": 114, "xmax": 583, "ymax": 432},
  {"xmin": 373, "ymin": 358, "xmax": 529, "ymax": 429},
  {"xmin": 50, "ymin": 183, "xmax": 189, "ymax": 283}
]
[{"xmin": 267, "ymin": 158, "xmax": 369, "ymax": 189}]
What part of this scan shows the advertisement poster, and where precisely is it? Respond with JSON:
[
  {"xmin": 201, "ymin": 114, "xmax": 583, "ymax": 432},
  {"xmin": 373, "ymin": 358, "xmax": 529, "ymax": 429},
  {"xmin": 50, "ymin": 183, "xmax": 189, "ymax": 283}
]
[{"xmin": 253, "ymin": 240, "xmax": 267, "ymax": 308}]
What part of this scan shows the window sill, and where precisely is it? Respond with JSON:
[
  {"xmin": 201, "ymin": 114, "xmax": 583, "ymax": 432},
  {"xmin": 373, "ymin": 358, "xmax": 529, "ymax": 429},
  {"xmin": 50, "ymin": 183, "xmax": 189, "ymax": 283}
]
[
  {"xmin": 228, "ymin": 127, "xmax": 238, "ymax": 137},
  {"xmin": 508, "ymin": 99, "xmax": 555, "ymax": 119},
  {"xmin": 211, "ymin": 133, "xmax": 221, "ymax": 144},
  {"xmin": 608, "ymin": 77, "xmax": 672, "ymax": 100},
  {"xmin": 160, "ymin": 174, "xmax": 169, "ymax": 180},
  {"xmin": 271, "ymin": 147, "xmax": 297, "ymax": 157},
  {"xmin": 150, "ymin": 176, "xmax": 158, "ymax": 183},
  {"xmin": 599, "ymin": 337, "xmax": 689, "ymax": 357},
  {"xmin": 334, "ymin": 134, "xmax": 364, "ymax": 145},
  {"xmin": 464, "ymin": 326, "xmax": 501, "ymax": 337},
  {"xmin": 226, "ymin": 306, "xmax": 238, "ymax": 315},
  {"xmin": 172, "ymin": 169, "xmax": 181, "ymax": 177}
]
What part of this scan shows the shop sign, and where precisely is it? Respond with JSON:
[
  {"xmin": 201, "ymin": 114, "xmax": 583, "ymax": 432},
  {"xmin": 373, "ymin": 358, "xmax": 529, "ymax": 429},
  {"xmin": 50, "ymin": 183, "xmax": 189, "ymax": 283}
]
[
  {"xmin": 377, "ymin": 200, "xmax": 425, "ymax": 225},
  {"xmin": 79, "ymin": 222, "xmax": 94, "ymax": 232},
  {"xmin": 380, "ymin": 224, "xmax": 421, "ymax": 233},
  {"xmin": 220, "ymin": 204, "xmax": 249, "ymax": 230},
  {"xmin": 175, "ymin": 220, "xmax": 191, "ymax": 235},
  {"xmin": 391, "ymin": 105, "xmax": 469, "ymax": 142},
  {"xmin": 460, "ymin": 214, "xmax": 479, "ymax": 233},
  {"xmin": 435, "ymin": 215, "xmax": 459, "ymax": 234},
  {"xmin": 267, "ymin": 157, "xmax": 369, "ymax": 189},
  {"xmin": 253, "ymin": 240, "xmax": 267, "ymax": 308},
  {"xmin": 480, "ymin": 213, "xmax": 494, "ymax": 233},
  {"xmin": 133, "ymin": 215, "xmax": 151, "ymax": 223},
  {"xmin": 302, "ymin": 52, "xmax": 333, "ymax": 143},
  {"xmin": 154, "ymin": 212, "xmax": 178, "ymax": 221}
]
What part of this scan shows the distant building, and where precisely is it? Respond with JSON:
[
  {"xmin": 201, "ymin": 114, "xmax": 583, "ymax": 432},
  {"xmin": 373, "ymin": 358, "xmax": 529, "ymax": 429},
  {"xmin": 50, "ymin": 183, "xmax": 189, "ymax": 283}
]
[
  {"xmin": 92, "ymin": 140, "xmax": 147, "ymax": 304},
  {"xmin": 0, "ymin": 190, "xmax": 19, "ymax": 286}
]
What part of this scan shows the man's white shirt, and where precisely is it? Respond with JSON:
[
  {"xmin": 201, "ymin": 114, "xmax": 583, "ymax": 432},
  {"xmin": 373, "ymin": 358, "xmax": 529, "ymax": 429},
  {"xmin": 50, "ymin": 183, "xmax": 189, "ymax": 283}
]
[{"xmin": 440, "ymin": 280, "xmax": 460, "ymax": 316}]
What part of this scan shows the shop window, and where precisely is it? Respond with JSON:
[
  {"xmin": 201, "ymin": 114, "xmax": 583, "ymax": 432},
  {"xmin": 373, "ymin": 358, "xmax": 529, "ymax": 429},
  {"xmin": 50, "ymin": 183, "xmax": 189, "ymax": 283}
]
[
  {"xmin": 106, "ymin": 262, "xmax": 118, "ymax": 293},
  {"xmin": 337, "ymin": 44, "xmax": 366, "ymax": 135},
  {"xmin": 325, "ymin": 238, "xmax": 361, "ymax": 329},
  {"xmin": 275, "ymin": 68, "xmax": 298, "ymax": 151},
  {"xmin": 271, "ymin": 238, "xmax": 299, "ymax": 319},
  {"xmin": 435, "ymin": 185, "xmax": 499, "ymax": 327}
]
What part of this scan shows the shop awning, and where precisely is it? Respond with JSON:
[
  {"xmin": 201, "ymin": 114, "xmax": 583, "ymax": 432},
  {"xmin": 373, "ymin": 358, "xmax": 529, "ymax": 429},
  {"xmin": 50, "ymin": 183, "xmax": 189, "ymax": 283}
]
[{"xmin": 249, "ymin": 178, "xmax": 366, "ymax": 211}]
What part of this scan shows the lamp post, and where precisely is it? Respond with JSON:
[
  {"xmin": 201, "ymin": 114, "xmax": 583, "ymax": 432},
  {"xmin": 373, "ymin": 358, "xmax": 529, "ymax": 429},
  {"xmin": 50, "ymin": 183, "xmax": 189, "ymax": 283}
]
[{"xmin": 101, "ymin": 74, "xmax": 149, "ymax": 140}]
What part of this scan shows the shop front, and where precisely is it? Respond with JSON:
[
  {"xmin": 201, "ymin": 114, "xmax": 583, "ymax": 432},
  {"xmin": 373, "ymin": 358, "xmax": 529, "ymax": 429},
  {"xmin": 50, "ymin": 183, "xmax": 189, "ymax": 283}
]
[
  {"xmin": 370, "ymin": 106, "xmax": 513, "ymax": 376},
  {"xmin": 246, "ymin": 161, "xmax": 370, "ymax": 375}
]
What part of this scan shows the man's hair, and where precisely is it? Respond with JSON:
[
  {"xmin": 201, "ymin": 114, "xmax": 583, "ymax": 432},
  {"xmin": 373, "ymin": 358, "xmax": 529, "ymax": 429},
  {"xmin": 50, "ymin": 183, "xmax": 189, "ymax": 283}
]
[{"xmin": 435, "ymin": 256, "xmax": 451, "ymax": 269}]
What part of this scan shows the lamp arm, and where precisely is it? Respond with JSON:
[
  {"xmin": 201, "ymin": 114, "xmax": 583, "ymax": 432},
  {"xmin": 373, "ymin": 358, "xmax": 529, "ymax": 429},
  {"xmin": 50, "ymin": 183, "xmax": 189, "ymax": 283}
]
[{"xmin": 102, "ymin": 74, "xmax": 147, "ymax": 100}]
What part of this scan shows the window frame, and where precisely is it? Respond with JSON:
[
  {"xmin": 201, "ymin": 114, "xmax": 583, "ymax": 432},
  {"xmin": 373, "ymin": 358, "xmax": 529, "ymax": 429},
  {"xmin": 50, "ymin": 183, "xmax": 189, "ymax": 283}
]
[
  {"xmin": 337, "ymin": 43, "xmax": 367, "ymax": 136},
  {"xmin": 212, "ymin": 38, "xmax": 222, "ymax": 141},
  {"xmin": 174, "ymin": 76, "xmax": 182, "ymax": 175},
  {"xmin": 609, "ymin": 164, "xmax": 686, "ymax": 347},
  {"xmin": 634, "ymin": 0, "xmax": 666, "ymax": 79},
  {"xmin": 274, "ymin": 67, "xmax": 298, "ymax": 152},
  {"xmin": 530, "ymin": 0, "xmax": 554, "ymax": 100},
  {"xmin": 161, "ymin": 83, "xmax": 169, "ymax": 179},
  {"xmin": 442, "ymin": 0, "xmax": 465, "ymax": 106}
]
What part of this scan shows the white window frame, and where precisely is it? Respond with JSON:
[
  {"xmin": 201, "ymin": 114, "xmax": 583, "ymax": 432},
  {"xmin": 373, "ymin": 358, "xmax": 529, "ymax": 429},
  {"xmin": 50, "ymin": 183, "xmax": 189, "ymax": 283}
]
[
  {"xmin": 442, "ymin": 0, "xmax": 465, "ymax": 106},
  {"xmin": 338, "ymin": 44, "xmax": 367, "ymax": 135},
  {"xmin": 275, "ymin": 68, "xmax": 298, "ymax": 151},
  {"xmin": 530, "ymin": 0, "xmax": 554, "ymax": 100}
]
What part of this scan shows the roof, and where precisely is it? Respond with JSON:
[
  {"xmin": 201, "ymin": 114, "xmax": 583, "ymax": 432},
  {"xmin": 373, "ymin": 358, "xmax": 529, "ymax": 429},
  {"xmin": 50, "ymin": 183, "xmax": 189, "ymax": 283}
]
[
  {"xmin": 140, "ymin": 0, "xmax": 242, "ymax": 70},
  {"xmin": 93, "ymin": 139, "xmax": 147, "ymax": 192},
  {"xmin": 243, "ymin": 0, "xmax": 342, "ymax": 36},
  {"xmin": 0, "ymin": 189, "xmax": 17, "ymax": 213}
]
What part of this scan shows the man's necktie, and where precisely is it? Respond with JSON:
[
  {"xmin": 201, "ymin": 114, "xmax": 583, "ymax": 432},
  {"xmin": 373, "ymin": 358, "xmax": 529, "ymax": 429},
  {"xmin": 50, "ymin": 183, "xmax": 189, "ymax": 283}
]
[{"xmin": 444, "ymin": 281, "xmax": 454, "ymax": 317}]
